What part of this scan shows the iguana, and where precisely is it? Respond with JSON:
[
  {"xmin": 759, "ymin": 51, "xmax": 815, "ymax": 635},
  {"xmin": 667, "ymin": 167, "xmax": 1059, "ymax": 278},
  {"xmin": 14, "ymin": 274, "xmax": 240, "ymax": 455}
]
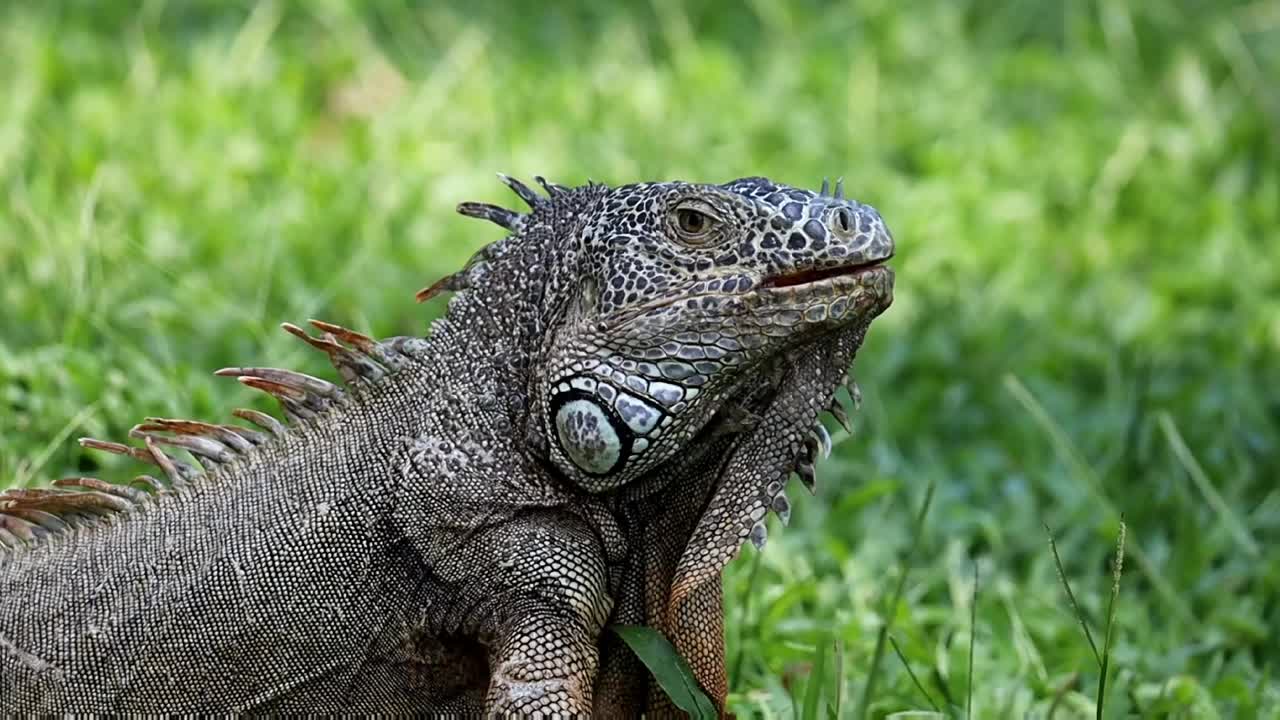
[{"xmin": 0, "ymin": 175, "xmax": 894, "ymax": 716}]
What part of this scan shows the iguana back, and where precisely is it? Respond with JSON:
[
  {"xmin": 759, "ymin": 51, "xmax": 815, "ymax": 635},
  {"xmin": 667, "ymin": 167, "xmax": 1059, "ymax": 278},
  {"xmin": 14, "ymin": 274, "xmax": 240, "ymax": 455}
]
[{"xmin": 1, "ymin": 334, "xmax": 489, "ymax": 712}]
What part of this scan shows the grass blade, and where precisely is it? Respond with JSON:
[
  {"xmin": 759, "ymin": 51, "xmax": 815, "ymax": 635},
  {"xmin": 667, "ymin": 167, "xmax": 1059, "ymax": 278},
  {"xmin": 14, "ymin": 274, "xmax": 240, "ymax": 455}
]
[
  {"xmin": 1047, "ymin": 671, "xmax": 1081, "ymax": 720},
  {"xmin": 967, "ymin": 561, "xmax": 978, "ymax": 720},
  {"xmin": 10, "ymin": 401, "xmax": 99, "ymax": 488},
  {"xmin": 611, "ymin": 624, "xmax": 717, "ymax": 719},
  {"xmin": 1158, "ymin": 412, "xmax": 1260, "ymax": 556},
  {"xmin": 856, "ymin": 480, "xmax": 937, "ymax": 720},
  {"xmin": 802, "ymin": 632, "xmax": 830, "ymax": 720},
  {"xmin": 832, "ymin": 636, "xmax": 845, "ymax": 719},
  {"xmin": 889, "ymin": 634, "xmax": 941, "ymax": 712},
  {"xmin": 1046, "ymin": 524, "xmax": 1101, "ymax": 665},
  {"xmin": 1097, "ymin": 519, "xmax": 1127, "ymax": 720}
]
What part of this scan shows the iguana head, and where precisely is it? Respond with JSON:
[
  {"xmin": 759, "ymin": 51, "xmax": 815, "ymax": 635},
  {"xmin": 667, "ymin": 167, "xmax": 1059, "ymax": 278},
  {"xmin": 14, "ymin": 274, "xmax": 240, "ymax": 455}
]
[
  {"xmin": 524, "ymin": 177, "xmax": 894, "ymax": 493},
  {"xmin": 445, "ymin": 173, "xmax": 892, "ymax": 507}
]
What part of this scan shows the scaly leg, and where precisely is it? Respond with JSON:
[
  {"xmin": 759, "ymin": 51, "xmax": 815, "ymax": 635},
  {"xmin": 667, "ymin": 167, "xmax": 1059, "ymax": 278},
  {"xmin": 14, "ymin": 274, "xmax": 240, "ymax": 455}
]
[{"xmin": 470, "ymin": 513, "xmax": 613, "ymax": 716}]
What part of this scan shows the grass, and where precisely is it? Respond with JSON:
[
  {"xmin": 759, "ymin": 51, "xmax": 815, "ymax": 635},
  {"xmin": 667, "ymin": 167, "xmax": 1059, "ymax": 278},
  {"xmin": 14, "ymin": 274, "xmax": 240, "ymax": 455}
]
[
  {"xmin": 2, "ymin": 0, "xmax": 1278, "ymax": 716},
  {"xmin": 1048, "ymin": 520, "xmax": 1128, "ymax": 720}
]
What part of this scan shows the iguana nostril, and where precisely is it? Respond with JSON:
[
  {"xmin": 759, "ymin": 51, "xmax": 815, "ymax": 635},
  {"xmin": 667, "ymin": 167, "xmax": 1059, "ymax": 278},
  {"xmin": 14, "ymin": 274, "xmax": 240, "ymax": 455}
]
[{"xmin": 832, "ymin": 207, "xmax": 853, "ymax": 235}]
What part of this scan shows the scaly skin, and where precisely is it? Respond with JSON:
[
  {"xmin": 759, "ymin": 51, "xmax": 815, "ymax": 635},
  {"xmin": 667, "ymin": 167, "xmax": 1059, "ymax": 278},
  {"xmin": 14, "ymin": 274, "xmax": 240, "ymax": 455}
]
[{"xmin": 0, "ymin": 175, "xmax": 894, "ymax": 716}]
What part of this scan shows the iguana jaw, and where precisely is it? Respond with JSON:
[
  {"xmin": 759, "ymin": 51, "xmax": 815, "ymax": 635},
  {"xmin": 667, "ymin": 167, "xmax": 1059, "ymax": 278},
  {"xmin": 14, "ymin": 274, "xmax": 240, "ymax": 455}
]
[
  {"xmin": 618, "ymin": 249, "xmax": 894, "ymax": 323},
  {"xmin": 762, "ymin": 254, "xmax": 893, "ymax": 288},
  {"xmin": 751, "ymin": 263, "xmax": 895, "ymax": 316},
  {"xmin": 615, "ymin": 262, "xmax": 893, "ymax": 380}
]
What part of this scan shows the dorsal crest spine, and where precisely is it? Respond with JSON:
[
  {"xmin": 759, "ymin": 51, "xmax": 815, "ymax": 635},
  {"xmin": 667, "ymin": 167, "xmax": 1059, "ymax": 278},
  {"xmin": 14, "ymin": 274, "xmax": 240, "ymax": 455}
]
[
  {"xmin": 418, "ymin": 173, "xmax": 566, "ymax": 303},
  {"xmin": 0, "ymin": 319, "xmax": 412, "ymax": 555}
]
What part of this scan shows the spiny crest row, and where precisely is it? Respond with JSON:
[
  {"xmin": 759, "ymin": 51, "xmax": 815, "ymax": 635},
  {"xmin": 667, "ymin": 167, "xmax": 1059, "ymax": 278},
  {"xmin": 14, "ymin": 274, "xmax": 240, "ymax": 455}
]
[
  {"xmin": 417, "ymin": 173, "xmax": 573, "ymax": 304},
  {"xmin": 4, "ymin": 171, "xmax": 561, "ymax": 551},
  {"xmin": 451, "ymin": 173, "xmax": 846, "ymax": 243},
  {"xmin": 0, "ymin": 319, "xmax": 415, "ymax": 554}
]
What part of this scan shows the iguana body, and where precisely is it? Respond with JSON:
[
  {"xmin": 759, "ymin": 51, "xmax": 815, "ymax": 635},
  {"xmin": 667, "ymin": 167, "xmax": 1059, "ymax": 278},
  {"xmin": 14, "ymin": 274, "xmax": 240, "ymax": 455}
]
[{"xmin": 0, "ymin": 175, "xmax": 894, "ymax": 715}]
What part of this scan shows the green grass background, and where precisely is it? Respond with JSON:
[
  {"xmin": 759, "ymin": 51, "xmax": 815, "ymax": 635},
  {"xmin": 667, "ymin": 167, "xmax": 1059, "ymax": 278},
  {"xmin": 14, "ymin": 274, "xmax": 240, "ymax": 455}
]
[{"xmin": 2, "ymin": 1, "xmax": 1277, "ymax": 716}]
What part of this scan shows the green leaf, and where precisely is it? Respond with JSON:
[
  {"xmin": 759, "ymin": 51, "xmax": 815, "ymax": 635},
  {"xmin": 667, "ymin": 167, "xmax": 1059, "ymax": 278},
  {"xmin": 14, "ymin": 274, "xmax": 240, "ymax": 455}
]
[{"xmin": 611, "ymin": 624, "xmax": 718, "ymax": 720}]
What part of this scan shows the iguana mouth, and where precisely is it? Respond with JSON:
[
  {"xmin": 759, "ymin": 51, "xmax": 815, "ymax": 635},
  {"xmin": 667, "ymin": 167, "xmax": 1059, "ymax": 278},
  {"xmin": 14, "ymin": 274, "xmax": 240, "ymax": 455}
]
[{"xmin": 762, "ymin": 256, "xmax": 893, "ymax": 289}]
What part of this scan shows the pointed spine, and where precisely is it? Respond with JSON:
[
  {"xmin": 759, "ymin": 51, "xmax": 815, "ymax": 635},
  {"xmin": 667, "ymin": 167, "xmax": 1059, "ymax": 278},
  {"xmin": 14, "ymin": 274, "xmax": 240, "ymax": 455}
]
[
  {"xmin": 131, "ymin": 475, "xmax": 167, "ymax": 494},
  {"xmin": 813, "ymin": 423, "xmax": 833, "ymax": 459},
  {"xmin": 771, "ymin": 492, "xmax": 792, "ymax": 526},
  {"xmin": 79, "ymin": 437, "xmax": 199, "ymax": 480},
  {"xmin": 136, "ymin": 418, "xmax": 256, "ymax": 453},
  {"xmin": 795, "ymin": 459, "xmax": 816, "ymax": 493},
  {"xmin": 535, "ymin": 175, "xmax": 568, "ymax": 197},
  {"xmin": 307, "ymin": 319, "xmax": 406, "ymax": 369},
  {"xmin": 828, "ymin": 398, "xmax": 853, "ymax": 432},
  {"xmin": 236, "ymin": 377, "xmax": 316, "ymax": 423},
  {"xmin": 130, "ymin": 427, "xmax": 235, "ymax": 465},
  {"xmin": 214, "ymin": 368, "xmax": 340, "ymax": 399},
  {"xmin": 233, "ymin": 408, "xmax": 286, "ymax": 437},
  {"xmin": 54, "ymin": 477, "xmax": 149, "ymax": 504},
  {"xmin": 846, "ymin": 377, "xmax": 862, "ymax": 409},
  {"xmin": 4, "ymin": 508, "xmax": 69, "ymax": 533},
  {"xmin": 144, "ymin": 437, "xmax": 188, "ymax": 488},
  {"xmin": 0, "ymin": 515, "xmax": 40, "ymax": 543},
  {"xmin": 497, "ymin": 173, "xmax": 545, "ymax": 209},
  {"xmin": 456, "ymin": 201, "xmax": 524, "ymax": 232},
  {"xmin": 795, "ymin": 437, "xmax": 820, "ymax": 493},
  {"xmin": 1, "ymin": 487, "xmax": 131, "ymax": 514},
  {"xmin": 222, "ymin": 424, "xmax": 268, "ymax": 446},
  {"xmin": 280, "ymin": 322, "xmax": 385, "ymax": 385},
  {"xmin": 415, "ymin": 274, "xmax": 464, "ymax": 303}
]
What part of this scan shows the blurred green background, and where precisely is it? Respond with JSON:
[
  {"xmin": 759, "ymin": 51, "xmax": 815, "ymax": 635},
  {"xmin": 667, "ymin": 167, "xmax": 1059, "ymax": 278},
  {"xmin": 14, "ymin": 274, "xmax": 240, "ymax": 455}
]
[{"xmin": 1, "ymin": 1, "xmax": 1277, "ymax": 716}]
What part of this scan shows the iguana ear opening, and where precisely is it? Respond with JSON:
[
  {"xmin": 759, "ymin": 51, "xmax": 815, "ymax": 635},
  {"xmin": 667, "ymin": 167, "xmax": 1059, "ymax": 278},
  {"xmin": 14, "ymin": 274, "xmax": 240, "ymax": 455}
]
[
  {"xmin": 544, "ymin": 374, "xmax": 672, "ymax": 492},
  {"xmin": 551, "ymin": 388, "xmax": 632, "ymax": 476}
]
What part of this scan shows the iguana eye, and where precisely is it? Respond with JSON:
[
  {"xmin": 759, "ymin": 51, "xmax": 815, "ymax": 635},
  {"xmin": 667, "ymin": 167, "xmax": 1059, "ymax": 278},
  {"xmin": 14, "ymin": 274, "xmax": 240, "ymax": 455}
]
[
  {"xmin": 677, "ymin": 209, "xmax": 709, "ymax": 234},
  {"xmin": 673, "ymin": 206, "xmax": 717, "ymax": 242}
]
